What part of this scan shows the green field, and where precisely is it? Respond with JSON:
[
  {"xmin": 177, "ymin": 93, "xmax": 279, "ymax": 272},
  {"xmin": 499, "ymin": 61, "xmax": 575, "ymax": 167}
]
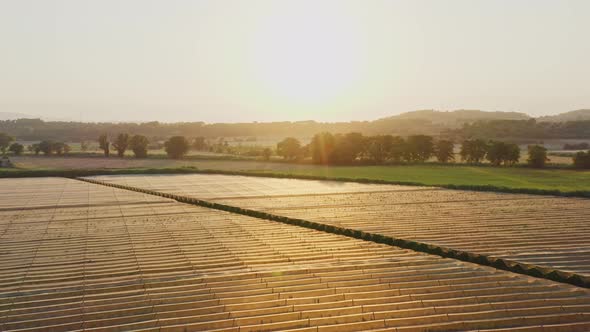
[
  {"xmin": 248, "ymin": 164, "xmax": 590, "ymax": 193},
  {"xmin": 2, "ymin": 156, "xmax": 589, "ymax": 195}
]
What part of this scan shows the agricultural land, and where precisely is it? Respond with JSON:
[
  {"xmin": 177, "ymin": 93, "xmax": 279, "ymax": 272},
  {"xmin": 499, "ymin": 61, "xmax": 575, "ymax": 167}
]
[{"xmin": 1, "ymin": 176, "xmax": 590, "ymax": 331}]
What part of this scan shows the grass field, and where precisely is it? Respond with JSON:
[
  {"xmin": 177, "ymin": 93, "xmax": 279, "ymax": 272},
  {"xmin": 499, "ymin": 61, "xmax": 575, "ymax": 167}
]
[
  {"xmin": 249, "ymin": 164, "xmax": 590, "ymax": 193},
  {"xmin": 4, "ymin": 155, "xmax": 590, "ymax": 194}
]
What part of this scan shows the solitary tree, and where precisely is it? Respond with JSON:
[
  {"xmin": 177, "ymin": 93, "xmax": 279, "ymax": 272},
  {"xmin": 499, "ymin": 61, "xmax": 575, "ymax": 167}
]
[
  {"xmin": 460, "ymin": 139, "xmax": 488, "ymax": 163},
  {"xmin": 129, "ymin": 135, "xmax": 149, "ymax": 158},
  {"xmin": 0, "ymin": 132, "xmax": 14, "ymax": 155},
  {"xmin": 435, "ymin": 140, "xmax": 455, "ymax": 163},
  {"xmin": 8, "ymin": 143, "xmax": 24, "ymax": 155},
  {"xmin": 276, "ymin": 137, "xmax": 302, "ymax": 160},
  {"xmin": 98, "ymin": 134, "xmax": 110, "ymax": 157},
  {"xmin": 164, "ymin": 136, "xmax": 190, "ymax": 159},
  {"xmin": 112, "ymin": 133, "xmax": 130, "ymax": 157},
  {"xmin": 527, "ymin": 145, "xmax": 549, "ymax": 168}
]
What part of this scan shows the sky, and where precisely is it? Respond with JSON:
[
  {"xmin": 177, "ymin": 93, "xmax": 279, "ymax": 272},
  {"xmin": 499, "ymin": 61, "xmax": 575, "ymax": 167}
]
[{"xmin": 0, "ymin": 0, "xmax": 589, "ymax": 123}]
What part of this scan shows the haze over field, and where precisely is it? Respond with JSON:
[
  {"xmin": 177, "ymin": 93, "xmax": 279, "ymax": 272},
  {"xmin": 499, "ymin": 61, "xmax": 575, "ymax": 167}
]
[{"xmin": 1, "ymin": 0, "xmax": 589, "ymax": 123}]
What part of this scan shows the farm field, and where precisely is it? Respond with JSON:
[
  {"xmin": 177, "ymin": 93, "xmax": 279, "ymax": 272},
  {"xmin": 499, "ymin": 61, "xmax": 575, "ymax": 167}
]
[
  {"xmin": 8, "ymin": 155, "xmax": 260, "ymax": 171},
  {"xmin": 86, "ymin": 173, "xmax": 431, "ymax": 199},
  {"xmin": 2, "ymin": 178, "xmax": 590, "ymax": 331},
  {"xmin": 88, "ymin": 174, "xmax": 590, "ymax": 278},
  {"xmin": 8, "ymin": 155, "xmax": 590, "ymax": 194}
]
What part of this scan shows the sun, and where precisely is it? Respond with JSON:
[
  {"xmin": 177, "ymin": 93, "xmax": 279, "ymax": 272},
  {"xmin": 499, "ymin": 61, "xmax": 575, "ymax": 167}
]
[{"xmin": 249, "ymin": 3, "xmax": 363, "ymax": 105}]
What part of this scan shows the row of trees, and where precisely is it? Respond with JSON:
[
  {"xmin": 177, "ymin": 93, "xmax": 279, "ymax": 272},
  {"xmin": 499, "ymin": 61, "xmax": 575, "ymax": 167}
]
[
  {"xmin": 1, "ymin": 130, "xmax": 192, "ymax": 159},
  {"xmin": 29, "ymin": 141, "xmax": 71, "ymax": 155},
  {"xmin": 0, "ymin": 133, "xmax": 33, "ymax": 156},
  {"xmin": 2, "ymin": 130, "xmax": 586, "ymax": 169},
  {"xmin": 97, "ymin": 134, "xmax": 192, "ymax": 159},
  {"xmin": 459, "ymin": 139, "xmax": 521, "ymax": 166},
  {"xmin": 0, "ymin": 133, "xmax": 72, "ymax": 156},
  {"xmin": 277, "ymin": 134, "xmax": 453, "ymax": 164},
  {"xmin": 97, "ymin": 133, "xmax": 149, "ymax": 158},
  {"xmin": 275, "ymin": 133, "xmax": 551, "ymax": 168}
]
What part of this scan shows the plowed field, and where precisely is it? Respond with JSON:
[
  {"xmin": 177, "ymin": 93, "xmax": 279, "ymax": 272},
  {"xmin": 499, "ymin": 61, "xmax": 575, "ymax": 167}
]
[
  {"xmin": 2, "ymin": 177, "xmax": 590, "ymax": 331},
  {"xmin": 88, "ymin": 174, "xmax": 590, "ymax": 277}
]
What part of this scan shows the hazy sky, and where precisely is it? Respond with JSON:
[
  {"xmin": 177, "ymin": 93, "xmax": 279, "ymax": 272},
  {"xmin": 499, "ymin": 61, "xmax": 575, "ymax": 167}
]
[{"xmin": 1, "ymin": 0, "xmax": 589, "ymax": 123}]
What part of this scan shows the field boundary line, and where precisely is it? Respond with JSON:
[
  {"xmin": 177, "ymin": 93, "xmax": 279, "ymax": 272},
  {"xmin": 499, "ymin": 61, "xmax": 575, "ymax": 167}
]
[
  {"xmin": 75, "ymin": 176, "xmax": 589, "ymax": 289},
  {"xmin": 1, "ymin": 167, "xmax": 589, "ymax": 197}
]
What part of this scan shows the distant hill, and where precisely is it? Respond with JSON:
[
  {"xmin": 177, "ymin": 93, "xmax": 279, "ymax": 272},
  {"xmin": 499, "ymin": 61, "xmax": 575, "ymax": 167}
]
[
  {"xmin": 0, "ymin": 112, "xmax": 29, "ymax": 120},
  {"xmin": 1, "ymin": 109, "xmax": 589, "ymax": 141},
  {"xmin": 537, "ymin": 109, "xmax": 590, "ymax": 122},
  {"xmin": 378, "ymin": 110, "xmax": 530, "ymax": 127}
]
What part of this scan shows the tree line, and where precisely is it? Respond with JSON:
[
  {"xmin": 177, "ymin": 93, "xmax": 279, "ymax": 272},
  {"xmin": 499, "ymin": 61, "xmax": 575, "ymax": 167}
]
[
  {"xmin": 276, "ymin": 133, "xmax": 558, "ymax": 168},
  {"xmin": 0, "ymin": 133, "xmax": 75, "ymax": 157},
  {"xmin": 277, "ymin": 132, "xmax": 546, "ymax": 166},
  {"xmin": 0, "ymin": 131, "xmax": 236, "ymax": 159},
  {"xmin": 2, "ymin": 130, "xmax": 589, "ymax": 169},
  {"xmin": 454, "ymin": 119, "xmax": 590, "ymax": 140},
  {"xmin": 0, "ymin": 118, "xmax": 442, "ymax": 142},
  {"xmin": 96, "ymin": 133, "xmax": 192, "ymax": 159}
]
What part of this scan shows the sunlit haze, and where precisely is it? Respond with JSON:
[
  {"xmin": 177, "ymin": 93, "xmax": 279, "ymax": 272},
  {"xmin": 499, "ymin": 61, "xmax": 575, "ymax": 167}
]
[{"xmin": 1, "ymin": 0, "xmax": 589, "ymax": 123}]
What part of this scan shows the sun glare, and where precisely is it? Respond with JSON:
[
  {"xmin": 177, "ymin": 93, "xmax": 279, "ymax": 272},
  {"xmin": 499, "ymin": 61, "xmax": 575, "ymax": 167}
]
[{"xmin": 250, "ymin": 3, "xmax": 363, "ymax": 105}]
